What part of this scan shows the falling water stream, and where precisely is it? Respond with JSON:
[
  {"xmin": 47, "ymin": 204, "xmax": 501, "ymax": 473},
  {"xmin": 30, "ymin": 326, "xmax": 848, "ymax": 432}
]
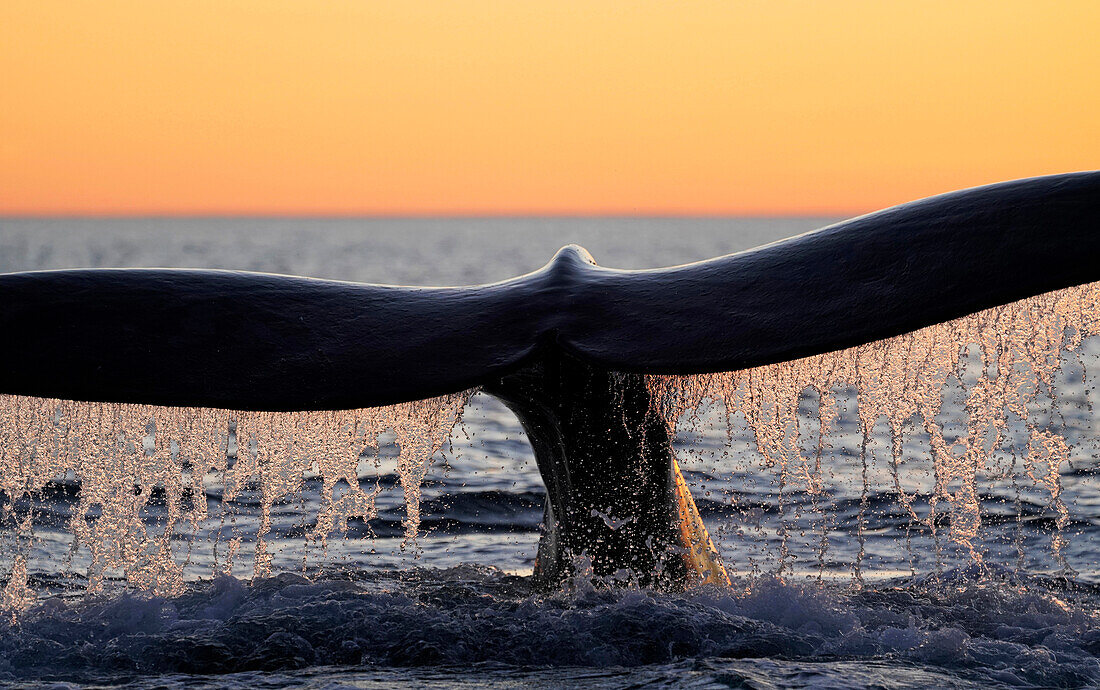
[{"xmin": 0, "ymin": 394, "xmax": 472, "ymax": 606}]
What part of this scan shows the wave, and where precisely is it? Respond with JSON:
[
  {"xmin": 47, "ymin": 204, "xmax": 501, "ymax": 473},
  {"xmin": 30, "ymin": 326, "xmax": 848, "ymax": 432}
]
[{"xmin": 2, "ymin": 565, "xmax": 1099, "ymax": 687}]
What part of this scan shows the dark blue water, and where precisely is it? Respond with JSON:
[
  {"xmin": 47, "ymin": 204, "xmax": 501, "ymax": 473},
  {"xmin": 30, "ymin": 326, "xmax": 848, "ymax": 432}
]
[{"xmin": 2, "ymin": 218, "xmax": 1099, "ymax": 689}]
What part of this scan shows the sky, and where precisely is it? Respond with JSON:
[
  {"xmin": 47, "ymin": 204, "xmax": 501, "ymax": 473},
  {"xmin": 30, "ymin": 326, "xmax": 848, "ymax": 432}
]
[{"xmin": 1, "ymin": 1, "xmax": 1097, "ymax": 216}]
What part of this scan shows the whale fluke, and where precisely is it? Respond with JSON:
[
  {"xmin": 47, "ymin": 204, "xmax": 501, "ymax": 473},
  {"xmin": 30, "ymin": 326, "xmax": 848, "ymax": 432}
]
[
  {"xmin": 1, "ymin": 171, "xmax": 1098, "ymax": 588},
  {"xmin": 1, "ymin": 172, "xmax": 1097, "ymax": 411}
]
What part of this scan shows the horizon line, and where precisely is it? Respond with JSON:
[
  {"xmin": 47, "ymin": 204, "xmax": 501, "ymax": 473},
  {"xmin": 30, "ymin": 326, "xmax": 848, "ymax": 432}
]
[{"xmin": 0, "ymin": 211, "xmax": 852, "ymax": 221}]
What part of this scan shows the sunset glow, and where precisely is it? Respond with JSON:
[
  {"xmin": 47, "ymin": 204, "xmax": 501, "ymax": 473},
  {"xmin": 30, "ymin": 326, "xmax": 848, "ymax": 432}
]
[{"xmin": 2, "ymin": 0, "xmax": 1098, "ymax": 216}]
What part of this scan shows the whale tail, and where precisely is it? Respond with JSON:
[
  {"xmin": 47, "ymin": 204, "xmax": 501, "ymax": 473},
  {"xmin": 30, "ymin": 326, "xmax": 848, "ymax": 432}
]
[{"xmin": 1, "ymin": 171, "xmax": 1099, "ymax": 589}]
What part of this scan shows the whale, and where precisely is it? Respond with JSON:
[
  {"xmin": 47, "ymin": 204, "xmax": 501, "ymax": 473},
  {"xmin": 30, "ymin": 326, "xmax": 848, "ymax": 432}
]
[{"xmin": 1, "ymin": 170, "xmax": 1098, "ymax": 587}]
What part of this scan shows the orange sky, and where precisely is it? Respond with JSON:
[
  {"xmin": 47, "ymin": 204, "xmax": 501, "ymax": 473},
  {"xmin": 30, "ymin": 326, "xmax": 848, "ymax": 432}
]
[{"xmin": 1, "ymin": 1, "xmax": 1098, "ymax": 216}]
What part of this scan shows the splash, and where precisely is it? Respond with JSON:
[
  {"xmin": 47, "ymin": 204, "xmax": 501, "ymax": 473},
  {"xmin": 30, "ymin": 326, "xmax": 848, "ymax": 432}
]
[
  {"xmin": 649, "ymin": 280, "xmax": 1100, "ymax": 581},
  {"xmin": 0, "ymin": 392, "xmax": 471, "ymax": 604}
]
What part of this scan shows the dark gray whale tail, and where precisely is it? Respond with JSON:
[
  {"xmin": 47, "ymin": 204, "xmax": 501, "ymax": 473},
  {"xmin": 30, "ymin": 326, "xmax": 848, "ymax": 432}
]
[
  {"xmin": 487, "ymin": 345, "xmax": 728, "ymax": 588},
  {"xmin": 1, "ymin": 171, "xmax": 1098, "ymax": 587}
]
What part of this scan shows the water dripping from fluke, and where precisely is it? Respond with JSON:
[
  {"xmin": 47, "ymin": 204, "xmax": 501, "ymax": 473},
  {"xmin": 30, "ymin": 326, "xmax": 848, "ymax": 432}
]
[{"xmin": 1, "ymin": 171, "xmax": 1099, "ymax": 613}]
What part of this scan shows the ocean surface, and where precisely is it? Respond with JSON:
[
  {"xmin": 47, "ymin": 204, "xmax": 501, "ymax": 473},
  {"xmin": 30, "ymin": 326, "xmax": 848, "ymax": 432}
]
[{"xmin": 2, "ymin": 217, "xmax": 1100, "ymax": 689}]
